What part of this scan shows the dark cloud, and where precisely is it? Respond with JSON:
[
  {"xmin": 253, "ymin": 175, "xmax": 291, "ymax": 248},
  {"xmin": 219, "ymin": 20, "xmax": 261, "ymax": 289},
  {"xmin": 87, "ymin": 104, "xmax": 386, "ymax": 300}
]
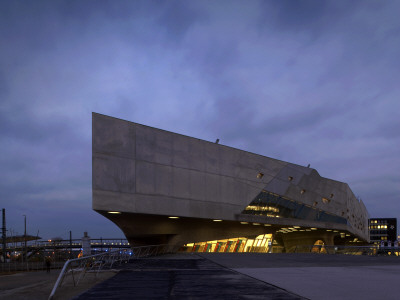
[
  {"xmin": 157, "ymin": 1, "xmax": 207, "ymax": 42},
  {"xmin": 271, "ymin": 0, "xmax": 328, "ymax": 30},
  {"xmin": 1, "ymin": 0, "xmax": 399, "ymax": 238}
]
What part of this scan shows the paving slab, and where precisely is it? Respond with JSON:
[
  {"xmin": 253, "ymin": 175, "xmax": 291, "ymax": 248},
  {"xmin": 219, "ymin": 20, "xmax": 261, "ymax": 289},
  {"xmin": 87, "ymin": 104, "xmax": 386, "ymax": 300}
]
[
  {"xmin": 0, "ymin": 269, "xmax": 116, "ymax": 300},
  {"xmin": 235, "ymin": 265, "xmax": 400, "ymax": 300},
  {"xmin": 0, "ymin": 271, "xmax": 59, "ymax": 300},
  {"xmin": 74, "ymin": 255, "xmax": 305, "ymax": 299},
  {"xmin": 199, "ymin": 253, "xmax": 400, "ymax": 300}
]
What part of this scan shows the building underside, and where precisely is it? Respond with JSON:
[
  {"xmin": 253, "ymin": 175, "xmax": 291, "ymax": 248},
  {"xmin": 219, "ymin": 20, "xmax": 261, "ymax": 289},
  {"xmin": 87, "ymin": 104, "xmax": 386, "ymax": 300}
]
[{"xmin": 92, "ymin": 113, "xmax": 370, "ymax": 252}]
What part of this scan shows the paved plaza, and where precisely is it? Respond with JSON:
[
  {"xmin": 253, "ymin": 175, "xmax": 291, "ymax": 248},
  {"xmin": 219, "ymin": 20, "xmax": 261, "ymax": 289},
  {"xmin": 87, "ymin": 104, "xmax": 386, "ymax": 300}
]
[
  {"xmin": 200, "ymin": 253, "xmax": 400, "ymax": 300},
  {"xmin": 74, "ymin": 254, "xmax": 304, "ymax": 299},
  {"xmin": 1, "ymin": 253, "xmax": 399, "ymax": 299},
  {"xmin": 76, "ymin": 253, "xmax": 400, "ymax": 300}
]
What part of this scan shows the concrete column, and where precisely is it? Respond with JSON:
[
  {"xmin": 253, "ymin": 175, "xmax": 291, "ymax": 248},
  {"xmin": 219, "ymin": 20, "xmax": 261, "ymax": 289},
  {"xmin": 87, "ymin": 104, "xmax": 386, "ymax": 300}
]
[{"xmin": 81, "ymin": 232, "xmax": 91, "ymax": 256}]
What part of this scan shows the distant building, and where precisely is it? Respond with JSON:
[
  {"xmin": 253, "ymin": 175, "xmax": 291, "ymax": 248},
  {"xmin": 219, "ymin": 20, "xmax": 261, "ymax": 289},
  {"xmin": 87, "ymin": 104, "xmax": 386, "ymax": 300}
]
[
  {"xmin": 92, "ymin": 113, "xmax": 370, "ymax": 253},
  {"xmin": 369, "ymin": 218, "xmax": 397, "ymax": 246}
]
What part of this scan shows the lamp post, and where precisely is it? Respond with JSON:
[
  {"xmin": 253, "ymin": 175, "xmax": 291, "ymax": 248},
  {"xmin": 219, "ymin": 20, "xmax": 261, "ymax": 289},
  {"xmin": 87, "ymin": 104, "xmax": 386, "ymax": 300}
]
[
  {"xmin": 2, "ymin": 209, "xmax": 6, "ymax": 263},
  {"xmin": 23, "ymin": 215, "xmax": 26, "ymax": 263}
]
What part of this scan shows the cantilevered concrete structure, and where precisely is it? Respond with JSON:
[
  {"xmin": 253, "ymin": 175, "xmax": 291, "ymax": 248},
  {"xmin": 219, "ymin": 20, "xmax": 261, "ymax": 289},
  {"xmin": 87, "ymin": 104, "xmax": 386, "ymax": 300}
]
[{"xmin": 92, "ymin": 113, "xmax": 369, "ymax": 252}]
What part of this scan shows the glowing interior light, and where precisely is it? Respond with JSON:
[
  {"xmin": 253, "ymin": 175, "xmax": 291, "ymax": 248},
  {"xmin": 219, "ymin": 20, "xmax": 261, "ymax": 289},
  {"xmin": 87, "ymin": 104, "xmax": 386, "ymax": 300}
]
[
  {"xmin": 107, "ymin": 211, "xmax": 121, "ymax": 214},
  {"xmin": 168, "ymin": 216, "xmax": 179, "ymax": 219},
  {"xmin": 240, "ymin": 222, "xmax": 249, "ymax": 224},
  {"xmin": 310, "ymin": 228, "xmax": 317, "ymax": 230},
  {"xmin": 293, "ymin": 226, "xmax": 301, "ymax": 228},
  {"xmin": 213, "ymin": 219, "xmax": 222, "ymax": 222},
  {"xmin": 264, "ymin": 224, "xmax": 272, "ymax": 226},
  {"xmin": 253, "ymin": 223, "xmax": 261, "ymax": 225}
]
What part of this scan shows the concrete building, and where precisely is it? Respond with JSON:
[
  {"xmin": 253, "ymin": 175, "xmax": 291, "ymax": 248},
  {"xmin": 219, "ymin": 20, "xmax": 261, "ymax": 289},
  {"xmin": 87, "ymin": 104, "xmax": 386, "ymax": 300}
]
[
  {"xmin": 92, "ymin": 113, "xmax": 369, "ymax": 252},
  {"xmin": 369, "ymin": 218, "xmax": 397, "ymax": 246}
]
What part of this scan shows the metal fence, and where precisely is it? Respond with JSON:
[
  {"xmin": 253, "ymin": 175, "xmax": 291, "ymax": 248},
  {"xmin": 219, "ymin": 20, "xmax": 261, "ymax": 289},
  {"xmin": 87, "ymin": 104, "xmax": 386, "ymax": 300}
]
[
  {"xmin": 48, "ymin": 244, "xmax": 174, "ymax": 300},
  {"xmin": 0, "ymin": 260, "xmax": 65, "ymax": 273},
  {"xmin": 292, "ymin": 245, "xmax": 399, "ymax": 255}
]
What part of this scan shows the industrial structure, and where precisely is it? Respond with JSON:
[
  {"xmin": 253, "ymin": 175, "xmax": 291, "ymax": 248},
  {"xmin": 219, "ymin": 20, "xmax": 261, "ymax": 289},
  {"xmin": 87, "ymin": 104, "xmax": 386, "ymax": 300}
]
[{"xmin": 92, "ymin": 113, "xmax": 369, "ymax": 253}]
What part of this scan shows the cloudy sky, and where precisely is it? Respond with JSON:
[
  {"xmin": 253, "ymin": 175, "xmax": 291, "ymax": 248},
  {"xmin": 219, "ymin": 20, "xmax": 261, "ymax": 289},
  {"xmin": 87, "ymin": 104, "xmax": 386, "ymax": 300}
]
[{"xmin": 1, "ymin": 0, "xmax": 399, "ymax": 240}]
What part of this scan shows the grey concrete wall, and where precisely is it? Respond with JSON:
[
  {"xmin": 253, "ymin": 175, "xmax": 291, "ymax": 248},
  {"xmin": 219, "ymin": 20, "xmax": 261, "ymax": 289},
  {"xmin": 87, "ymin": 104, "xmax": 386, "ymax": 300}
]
[{"xmin": 92, "ymin": 113, "xmax": 369, "ymax": 242}]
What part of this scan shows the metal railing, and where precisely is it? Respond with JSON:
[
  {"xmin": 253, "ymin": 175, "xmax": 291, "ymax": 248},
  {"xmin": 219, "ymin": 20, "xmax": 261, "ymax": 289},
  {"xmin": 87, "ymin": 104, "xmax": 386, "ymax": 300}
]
[
  {"xmin": 292, "ymin": 245, "xmax": 400, "ymax": 255},
  {"xmin": 0, "ymin": 260, "xmax": 65, "ymax": 273},
  {"xmin": 48, "ymin": 244, "xmax": 174, "ymax": 300}
]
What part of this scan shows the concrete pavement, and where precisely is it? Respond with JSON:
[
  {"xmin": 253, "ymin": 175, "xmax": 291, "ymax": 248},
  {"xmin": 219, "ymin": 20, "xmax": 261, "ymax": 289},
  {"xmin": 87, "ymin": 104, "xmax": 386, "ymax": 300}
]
[
  {"xmin": 200, "ymin": 253, "xmax": 400, "ymax": 300},
  {"xmin": 234, "ymin": 265, "xmax": 400, "ymax": 300},
  {"xmin": 74, "ymin": 254, "xmax": 305, "ymax": 299},
  {"xmin": 0, "ymin": 269, "xmax": 116, "ymax": 300},
  {"xmin": 5, "ymin": 253, "xmax": 398, "ymax": 299}
]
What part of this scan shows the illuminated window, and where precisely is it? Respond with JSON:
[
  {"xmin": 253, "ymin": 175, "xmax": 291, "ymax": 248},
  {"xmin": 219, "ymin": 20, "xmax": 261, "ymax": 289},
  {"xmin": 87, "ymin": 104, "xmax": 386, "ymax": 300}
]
[
  {"xmin": 312, "ymin": 240, "xmax": 326, "ymax": 253},
  {"xmin": 183, "ymin": 235, "xmax": 273, "ymax": 253},
  {"xmin": 242, "ymin": 190, "xmax": 347, "ymax": 225},
  {"xmin": 322, "ymin": 198, "xmax": 330, "ymax": 204},
  {"xmin": 257, "ymin": 172, "xmax": 264, "ymax": 179}
]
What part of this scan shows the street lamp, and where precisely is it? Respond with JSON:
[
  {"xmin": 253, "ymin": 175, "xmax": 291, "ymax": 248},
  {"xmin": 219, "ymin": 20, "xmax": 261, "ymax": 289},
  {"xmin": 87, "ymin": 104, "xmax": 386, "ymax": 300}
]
[{"xmin": 23, "ymin": 215, "xmax": 26, "ymax": 263}]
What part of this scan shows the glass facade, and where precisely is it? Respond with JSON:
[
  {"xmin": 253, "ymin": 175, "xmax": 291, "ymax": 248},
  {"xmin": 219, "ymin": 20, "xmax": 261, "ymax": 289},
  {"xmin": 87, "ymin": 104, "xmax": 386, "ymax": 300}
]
[
  {"xmin": 242, "ymin": 190, "xmax": 347, "ymax": 225},
  {"xmin": 182, "ymin": 234, "xmax": 273, "ymax": 253},
  {"xmin": 369, "ymin": 218, "xmax": 397, "ymax": 245}
]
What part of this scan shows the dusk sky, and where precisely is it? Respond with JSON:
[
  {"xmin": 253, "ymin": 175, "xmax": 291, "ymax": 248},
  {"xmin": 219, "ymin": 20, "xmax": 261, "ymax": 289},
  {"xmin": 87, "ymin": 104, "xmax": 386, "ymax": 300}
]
[{"xmin": 1, "ymin": 0, "xmax": 399, "ymax": 240}]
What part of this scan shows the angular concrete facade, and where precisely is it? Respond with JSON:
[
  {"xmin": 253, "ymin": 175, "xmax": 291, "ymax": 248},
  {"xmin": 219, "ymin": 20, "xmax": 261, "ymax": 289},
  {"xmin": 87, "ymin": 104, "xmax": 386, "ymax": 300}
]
[{"xmin": 92, "ymin": 113, "xmax": 369, "ymax": 251}]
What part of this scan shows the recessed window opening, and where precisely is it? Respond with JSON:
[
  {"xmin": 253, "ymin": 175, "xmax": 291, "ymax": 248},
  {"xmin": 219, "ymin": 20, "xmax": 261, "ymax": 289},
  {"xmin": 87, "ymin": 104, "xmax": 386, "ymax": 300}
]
[
  {"xmin": 330, "ymin": 193, "xmax": 334, "ymax": 198},
  {"xmin": 313, "ymin": 201, "xmax": 318, "ymax": 206},
  {"xmin": 300, "ymin": 189, "xmax": 306, "ymax": 194},
  {"xmin": 288, "ymin": 176, "xmax": 293, "ymax": 181},
  {"xmin": 257, "ymin": 172, "xmax": 264, "ymax": 179},
  {"xmin": 312, "ymin": 240, "xmax": 326, "ymax": 253},
  {"xmin": 322, "ymin": 197, "xmax": 330, "ymax": 204}
]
